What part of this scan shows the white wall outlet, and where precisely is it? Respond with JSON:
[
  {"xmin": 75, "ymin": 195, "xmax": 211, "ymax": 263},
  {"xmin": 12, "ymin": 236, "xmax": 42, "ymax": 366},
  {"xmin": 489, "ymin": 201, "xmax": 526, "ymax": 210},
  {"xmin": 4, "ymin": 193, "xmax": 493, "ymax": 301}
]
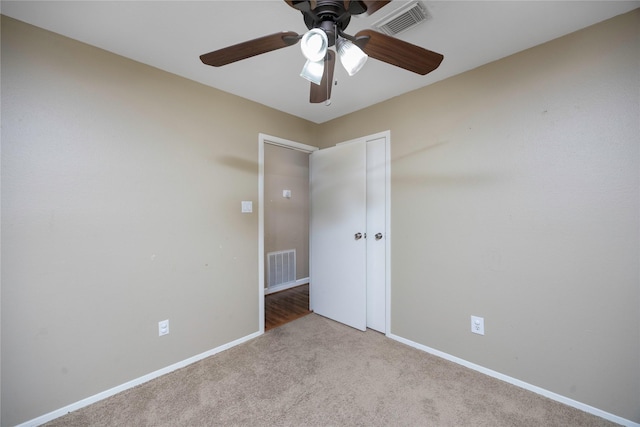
[
  {"xmin": 158, "ymin": 319, "xmax": 169, "ymax": 336},
  {"xmin": 471, "ymin": 316, "xmax": 484, "ymax": 335},
  {"xmin": 283, "ymin": 190, "xmax": 291, "ymax": 199}
]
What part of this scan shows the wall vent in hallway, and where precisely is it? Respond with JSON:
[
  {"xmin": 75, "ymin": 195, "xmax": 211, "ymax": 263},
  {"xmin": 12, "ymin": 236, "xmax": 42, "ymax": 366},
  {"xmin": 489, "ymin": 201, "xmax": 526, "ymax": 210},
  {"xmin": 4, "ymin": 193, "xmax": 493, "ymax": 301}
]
[{"xmin": 267, "ymin": 249, "xmax": 296, "ymax": 289}]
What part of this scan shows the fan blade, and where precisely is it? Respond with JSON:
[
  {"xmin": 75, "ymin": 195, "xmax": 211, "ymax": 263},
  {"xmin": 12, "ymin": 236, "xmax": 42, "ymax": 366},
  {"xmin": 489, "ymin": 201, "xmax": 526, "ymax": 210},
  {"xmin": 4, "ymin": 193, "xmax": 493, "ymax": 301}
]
[
  {"xmin": 346, "ymin": 1, "xmax": 367, "ymax": 15},
  {"xmin": 355, "ymin": 29, "xmax": 443, "ymax": 75},
  {"xmin": 310, "ymin": 50, "xmax": 336, "ymax": 103},
  {"xmin": 361, "ymin": 0, "xmax": 390, "ymax": 15},
  {"xmin": 285, "ymin": 0, "xmax": 317, "ymax": 11},
  {"xmin": 200, "ymin": 32, "xmax": 300, "ymax": 67}
]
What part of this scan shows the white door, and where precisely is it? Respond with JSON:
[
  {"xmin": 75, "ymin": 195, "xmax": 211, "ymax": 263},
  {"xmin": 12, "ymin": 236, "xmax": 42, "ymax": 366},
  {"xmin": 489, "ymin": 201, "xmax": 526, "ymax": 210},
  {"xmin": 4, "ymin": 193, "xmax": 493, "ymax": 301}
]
[
  {"xmin": 366, "ymin": 137, "xmax": 387, "ymax": 333},
  {"xmin": 309, "ymin": 141, "xmax": 367, "ymax": 331}
]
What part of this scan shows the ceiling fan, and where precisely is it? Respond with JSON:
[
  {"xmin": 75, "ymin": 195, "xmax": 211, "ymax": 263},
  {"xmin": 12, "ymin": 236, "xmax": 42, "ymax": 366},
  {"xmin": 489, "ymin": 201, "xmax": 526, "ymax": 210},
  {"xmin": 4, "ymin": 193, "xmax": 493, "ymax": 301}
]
[{"xmin": 199, "ymin": 0, "xmax": 444, "ymax": 104}]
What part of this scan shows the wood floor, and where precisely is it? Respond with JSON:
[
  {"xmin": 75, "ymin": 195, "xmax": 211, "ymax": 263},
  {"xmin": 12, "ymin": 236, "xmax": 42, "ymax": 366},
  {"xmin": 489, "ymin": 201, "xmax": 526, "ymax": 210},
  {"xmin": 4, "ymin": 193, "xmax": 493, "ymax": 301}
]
[{"xmin": 265, "ymin": 284, "xmax": 311, "ymax": 331}]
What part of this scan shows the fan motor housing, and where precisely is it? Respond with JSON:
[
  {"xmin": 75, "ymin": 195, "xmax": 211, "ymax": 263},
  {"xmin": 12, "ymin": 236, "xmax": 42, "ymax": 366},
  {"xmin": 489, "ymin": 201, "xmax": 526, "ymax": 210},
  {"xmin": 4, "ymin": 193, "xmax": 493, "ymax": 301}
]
[{"xmin": 301, "ymin": 0, "xmax": 367, "ymax": 34}]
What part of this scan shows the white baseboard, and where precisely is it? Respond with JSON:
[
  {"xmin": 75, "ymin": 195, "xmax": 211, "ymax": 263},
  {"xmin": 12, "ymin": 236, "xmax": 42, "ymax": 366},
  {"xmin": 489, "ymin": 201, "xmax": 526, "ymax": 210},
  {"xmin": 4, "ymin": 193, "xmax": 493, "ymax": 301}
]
[
  {"xmin": 387, "ymin": 333, "xmax": 639, "ymax": 427},
  {"xmin": 19, "ymin": 330, "xmax": 263, "ymax": 427},
  {"xmin": 264, "ymin": 277, "xmax": 309, "ymax": 295},
  {"xmin": 20, "ymin": 328, "xmax": 637, "ymax": 427}
]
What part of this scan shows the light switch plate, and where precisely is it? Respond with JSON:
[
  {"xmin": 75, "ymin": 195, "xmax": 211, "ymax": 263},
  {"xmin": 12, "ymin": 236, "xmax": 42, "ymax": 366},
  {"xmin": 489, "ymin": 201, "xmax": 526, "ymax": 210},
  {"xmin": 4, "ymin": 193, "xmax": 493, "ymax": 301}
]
[{"xmin": 241, "ymin": 201, "xmax": 252, "ymax": 213}]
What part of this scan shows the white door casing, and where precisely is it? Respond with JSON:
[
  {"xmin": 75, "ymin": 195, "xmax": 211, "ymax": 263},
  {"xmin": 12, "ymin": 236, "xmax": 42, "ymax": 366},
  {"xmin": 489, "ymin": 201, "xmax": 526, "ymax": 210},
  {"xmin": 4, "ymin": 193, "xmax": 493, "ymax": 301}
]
[{"xmin": 259, "ymin": 131, "xmax": 390, "ymax": 334}]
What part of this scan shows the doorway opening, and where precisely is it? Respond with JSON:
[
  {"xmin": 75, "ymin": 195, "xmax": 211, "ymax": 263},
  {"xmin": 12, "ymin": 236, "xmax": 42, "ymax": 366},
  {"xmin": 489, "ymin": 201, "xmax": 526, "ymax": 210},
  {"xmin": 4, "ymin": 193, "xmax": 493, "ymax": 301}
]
[
  {"xmin": 258, "ymin": 134, "xmax": 318, "ymax": 332},
  {"xmin": 258, "ymin": 132, "xmax": 391, "ymax": 334}
]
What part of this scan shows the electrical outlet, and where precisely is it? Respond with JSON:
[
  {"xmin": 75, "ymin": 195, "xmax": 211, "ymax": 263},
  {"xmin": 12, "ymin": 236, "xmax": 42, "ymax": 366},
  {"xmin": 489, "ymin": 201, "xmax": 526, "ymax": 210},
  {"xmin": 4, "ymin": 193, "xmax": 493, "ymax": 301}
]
[
  {"xmin": 471, "ymin": 316, "xmax": 484, "ymax": 335},
  {"xmin": 158, "ymin": 319, "xmax": 169, "ymax": 337}
]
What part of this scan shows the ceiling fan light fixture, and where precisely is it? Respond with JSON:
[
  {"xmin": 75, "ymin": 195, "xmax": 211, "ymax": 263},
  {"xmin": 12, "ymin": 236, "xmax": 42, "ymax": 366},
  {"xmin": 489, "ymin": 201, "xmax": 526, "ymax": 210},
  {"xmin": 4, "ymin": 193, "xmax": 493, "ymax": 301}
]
[
  {"xmin": 300, "ymin": 28, "xmax": 328, "ymax": 62},
  {"xmin": 200, "ymin": 0, "xmax": 444, "ymax": 104},
  {"xmin": 336, "ymin": 37, "xmax": 368, "ymax": 76},
  {"xmin": 300, "ymin": 58, "xmax": 325, "ymax": 85}
]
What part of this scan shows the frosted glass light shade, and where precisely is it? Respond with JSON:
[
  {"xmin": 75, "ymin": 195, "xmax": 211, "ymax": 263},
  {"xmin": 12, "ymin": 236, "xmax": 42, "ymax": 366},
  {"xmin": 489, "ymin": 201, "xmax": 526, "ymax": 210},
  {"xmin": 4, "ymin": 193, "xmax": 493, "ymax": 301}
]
[
  {"xmin": 300, "ymin": 59, "xmax": 324, "ymax": 85},
  {"xmin": 336, "ymin": 37, "xmax": 368, "ymax": 76},
  {"xmin": 301, "ymin": 29, "xmax": 328, "ymax": 62}
]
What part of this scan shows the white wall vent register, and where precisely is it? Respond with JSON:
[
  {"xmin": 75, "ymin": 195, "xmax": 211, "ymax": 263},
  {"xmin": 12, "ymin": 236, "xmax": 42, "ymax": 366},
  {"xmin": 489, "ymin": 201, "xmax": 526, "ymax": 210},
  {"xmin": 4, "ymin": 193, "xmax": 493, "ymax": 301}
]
[
  {"xmin": 373, "ymin": 1, "xmax": 430, "ymax": 36},
  {"xmin": 267, "ymin": 249, "xmax": 296, "ymax": 289}
]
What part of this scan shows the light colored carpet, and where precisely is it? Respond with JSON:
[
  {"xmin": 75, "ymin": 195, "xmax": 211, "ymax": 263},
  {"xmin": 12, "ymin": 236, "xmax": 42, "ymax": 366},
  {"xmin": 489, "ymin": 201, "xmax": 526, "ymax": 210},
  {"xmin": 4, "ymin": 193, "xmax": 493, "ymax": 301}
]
[{"xmin": 45, "ymin": 314, "xmax": 617, "ymax": 426}]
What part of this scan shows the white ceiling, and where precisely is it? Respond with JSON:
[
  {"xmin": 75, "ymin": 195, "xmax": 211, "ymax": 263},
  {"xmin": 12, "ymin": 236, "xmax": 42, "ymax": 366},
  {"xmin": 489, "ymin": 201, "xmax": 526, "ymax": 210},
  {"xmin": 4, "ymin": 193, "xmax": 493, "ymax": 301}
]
[{"xmin": 2, "ymin": 1, "xmax": 638, "ymax": 124}]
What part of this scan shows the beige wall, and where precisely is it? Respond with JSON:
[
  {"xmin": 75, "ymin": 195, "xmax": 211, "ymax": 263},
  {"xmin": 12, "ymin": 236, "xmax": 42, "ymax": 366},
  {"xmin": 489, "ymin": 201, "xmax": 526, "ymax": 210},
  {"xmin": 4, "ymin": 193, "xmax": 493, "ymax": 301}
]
[
  {"xmin": 317, "ymin": 9, "xmax": 640, "ymax": 423},
  {"xmin": 2, "ymin": 8, "xmax": 639, "ymax": 426},
  {"xmin": 264, "ymin": 144, "xmax": 310, "ymax": 283},
  {"xmin": 0, "ymin": 16, "xmax": 315, "ymax": 426}
]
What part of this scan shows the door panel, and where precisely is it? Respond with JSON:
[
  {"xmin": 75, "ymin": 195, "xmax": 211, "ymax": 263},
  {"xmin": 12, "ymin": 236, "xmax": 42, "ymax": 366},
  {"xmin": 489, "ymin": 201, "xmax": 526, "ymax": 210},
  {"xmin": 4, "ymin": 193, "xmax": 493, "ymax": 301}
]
[
  {"xmin": 366, "ymin": 137, "xmax": 387, "ymax": 332},
  {"xmin": 309, "ymin": 141, "xmax": 367, "ymax": 331}
]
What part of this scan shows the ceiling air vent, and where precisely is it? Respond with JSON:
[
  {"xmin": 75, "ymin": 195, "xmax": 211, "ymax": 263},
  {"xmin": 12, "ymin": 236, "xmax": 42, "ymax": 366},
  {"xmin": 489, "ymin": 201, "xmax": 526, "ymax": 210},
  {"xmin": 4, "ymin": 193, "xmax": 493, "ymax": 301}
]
[{"xmin": 373, "ymin": 1, "xmax": 430, "ymax": 36}]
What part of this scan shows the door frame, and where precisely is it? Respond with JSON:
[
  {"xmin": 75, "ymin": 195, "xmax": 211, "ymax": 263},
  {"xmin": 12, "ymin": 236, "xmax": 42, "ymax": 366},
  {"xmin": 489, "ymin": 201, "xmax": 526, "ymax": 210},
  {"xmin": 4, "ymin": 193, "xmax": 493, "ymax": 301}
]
[
  {"xmin": 258, "ymin": 133, "xmax": 318, "ymax": 333},
  {"xmin": 258, "ymin": 131, "xmax": 391, "ymax": 336},
  {"xmin": 335, "ymin": 130, "xmax": 392, "ymax": 334}
]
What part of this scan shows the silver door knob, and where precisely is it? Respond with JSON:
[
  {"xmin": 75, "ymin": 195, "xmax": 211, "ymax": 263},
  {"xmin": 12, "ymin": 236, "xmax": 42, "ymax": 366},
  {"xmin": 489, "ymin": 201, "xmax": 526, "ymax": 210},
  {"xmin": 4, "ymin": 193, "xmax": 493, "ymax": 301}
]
[
  {"xmin": 355, "ymin": 232, "xmax": 363, "ymax": 240},
  {"xmin": 375, "ymin": 233, "xmax": 383, "ymax": 240}
]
